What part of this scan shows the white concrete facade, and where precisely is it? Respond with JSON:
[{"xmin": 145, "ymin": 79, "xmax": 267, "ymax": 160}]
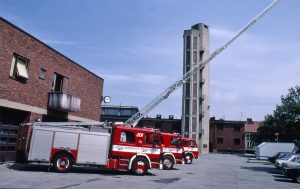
[{"xmin": 181, "ymin": 23, "xmax": 210, "ymax": 153}]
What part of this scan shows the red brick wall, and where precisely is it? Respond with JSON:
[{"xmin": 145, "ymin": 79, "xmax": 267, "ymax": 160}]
[
  {"xmin": 210, "ymin": 119, "xmax": 245, "ymax": 152},
  {"xmin": 0, "ymin": 18, "xmax": 103, "ymax": 121}
]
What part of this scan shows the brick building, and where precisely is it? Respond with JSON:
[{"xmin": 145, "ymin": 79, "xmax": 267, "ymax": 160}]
[
  {"xmin": 209, "ymin": 117, "xmax": 245, "ymax": 152},
  {"xmin": 0, "ymin": 17, "xmax": 104, "ymax": 161},
  {"xmin": 101, "ymin": 105, "xmax": 181, "ymax": 133},
  {"xmin": 209, "ymin": 117, "xmax": 260, "ymax": 153},
  {"xmin": 244, "ymin": 118, "xmax": 260, "ymax": 153}
]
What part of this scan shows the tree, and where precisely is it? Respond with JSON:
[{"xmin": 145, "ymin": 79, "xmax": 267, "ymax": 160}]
[{"xmin": 254, "ymin": 86, "xmax": 300, "ymax": 144}]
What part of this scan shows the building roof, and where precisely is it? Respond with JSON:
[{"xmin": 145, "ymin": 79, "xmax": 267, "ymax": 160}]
[
  {"xmin": 245, "ymin": 122, "xmax": 260, "ymax": 133},
  {"xmin": 0, "ymin": 17, "xmax": 103, "ymax": 81}
]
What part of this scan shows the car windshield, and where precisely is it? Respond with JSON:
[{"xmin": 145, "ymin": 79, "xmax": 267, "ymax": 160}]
[{"xmin": 280, "ymin": 155, "xmax": 293, "ymax": 160}]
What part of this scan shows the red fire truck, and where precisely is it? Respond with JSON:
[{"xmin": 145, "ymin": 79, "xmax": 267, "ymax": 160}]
[
  {"xmin": 18, "ymin": 122, "xmax": 161, "ymax": 175},
  {"xmin": 180, "ymin": 137, "xmax": 199, "ymax": 164},
  {"xmin": 160, "ymin": 132, "xmax": 183, "ymax": 170}
]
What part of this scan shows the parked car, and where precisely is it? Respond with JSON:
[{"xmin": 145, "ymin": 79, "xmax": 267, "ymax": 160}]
[
  {"xmin": 282, "ymin": 167, "xmax": 300, "ymax": 183},
  {"xmin": 282, "ymin": 156, "xmax": 300, "ymax": 168},
  {"xmin": 275, "ymin": 154, "xmax": 300, "ymax": 168},
  {"xmin": 268, "ymin": 152, "xmax": 292, "ymax": 163}
]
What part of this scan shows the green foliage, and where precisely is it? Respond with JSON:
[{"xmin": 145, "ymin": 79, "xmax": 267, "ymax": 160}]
[{"xmin": 254, "ymin": 86, "xmax": 300, "ymax": 144}]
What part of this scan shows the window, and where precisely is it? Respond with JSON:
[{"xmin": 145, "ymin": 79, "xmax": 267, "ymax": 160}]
[
  {"xmin": 6, "ymin": 146, "xmax": 16, "ymax": 152},
  {"xmin": 185, "ymin": 51, "xmax": 190, "ymax": 65},
  {"xmin": 10, "ymin": 53, "xmax": 29, "ymax": 81},
  {"xmin": 145, "ymin": 133, "xmax": 159, "ymax": 145},
  {"xmin": 193, "ymin": 51, "xmax": 197, "ymax": 64},
  {"xmin": 193, "ymin": 36, "xmax": 197, "ymax": 49},
  {"xmin": 217, "ymin": 138, "xmax": 223, "ymax": 144},
  {"xmin": 0, "ymin": 137, "xmax": 7, "ymax": 144},
  {"xmin": 170, "ymin": 137, "xmax": 179, "ymax": 146},
  {"xmin": 192, "ymin": 117, "xmax": 197, "ymax": 132},
  {"xmin": 185, "ymin": 99, "xmax": 190, "ymax": 114},
  {"xmin": 234, "ymin": 125, "xmax": 240, "ymax": 132},
  {"xmin": 192, "ymin": 100, "xmax": 197, "ymax": 115},
  {"xmin": 120, "ymin": 131, "xmax": 135, "ymax": 143},
  {"xmin": 39, "ymin": 69, "xmax": 46, "ymax": 80},
  {"xmin": 186, "ymin": 36, "xmax": 191, "ymax": 49},
  {"xmin": 217, "ymin": 125, "xmax": 223, "ymax": 130},
  {"xmin": 234, "ymin": 138, "xmax": 240, "ymax": 145},
  {"xmin": 185, "ymin": 117, "xmax": 189, "ymax": 132},
  {"xmin": 185, "ymin": 83, "xmax": 190, "ymax": 97},
  {"xmin": 52, "ymin": 73, "xmax": 68, "ymax": 92}
]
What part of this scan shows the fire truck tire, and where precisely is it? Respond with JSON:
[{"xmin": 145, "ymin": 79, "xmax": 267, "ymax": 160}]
[
  {"xmin": 184, "ymin": 154, "xmax": 193, "ymax": 164},
  {"xmin": 131, "ymin": 157, "xmax": 149, "ymax": 176},
  {"xmin": 52, "ymin": 153, "xmax": 73, "ymax": 173},
  {"xmin": 162, "ymin": 156, "xmax": 174, "ymax": 170}
]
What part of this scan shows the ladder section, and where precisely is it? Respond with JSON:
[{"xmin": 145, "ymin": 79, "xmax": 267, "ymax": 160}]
[{"xmin": 124, "ymin": 0, "xmax": 280, "ymax": 127}]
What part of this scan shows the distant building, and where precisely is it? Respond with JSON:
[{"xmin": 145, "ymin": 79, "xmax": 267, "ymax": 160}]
[
  {"xmin": 0, "ymin": 17, "xmax": 104, "ymax": 161},
  {"xmin": 182, "ymin": 23, "xmax": 210, "ymax": 154},
  {"xmin": 244, "ymin": 118, "xmax": 260, "ymax": 153},
  {"xmin": 209, "ymin": 117, "xmax": 245, "ymax": 152},
  {"xmin": 101, "ymin": 105, "xmax": 181, "ymax": 133},
  {"xmin": 209, "ymin": 117, "xmax": 260, "ymax": 153}
]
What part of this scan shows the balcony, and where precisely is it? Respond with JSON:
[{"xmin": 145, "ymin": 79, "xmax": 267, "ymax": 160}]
[{"xmin": 48, "ymin": 92, "xmax": 81, "ymax": 112}]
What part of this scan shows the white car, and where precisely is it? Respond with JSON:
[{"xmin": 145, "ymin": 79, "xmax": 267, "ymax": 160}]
[{"xmin": 275, "ymin": 154, "xmax": 300, "ymax": 168}]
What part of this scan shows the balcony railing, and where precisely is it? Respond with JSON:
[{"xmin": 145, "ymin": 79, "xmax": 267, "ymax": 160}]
[{"xmin": 48, "ymin": 92, "xmax": 81, "ymax": 112}]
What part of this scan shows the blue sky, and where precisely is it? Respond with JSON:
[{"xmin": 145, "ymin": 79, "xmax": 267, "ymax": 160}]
[{"xmin": 1, "ymin": 0, "xmax": 299, "ymax": 121}]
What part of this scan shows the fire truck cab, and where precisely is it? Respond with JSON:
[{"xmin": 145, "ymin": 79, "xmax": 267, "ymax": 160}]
[
  {"xmin": 160, "ymin": 132, "xmax": 182, "ymax": 170},
  {"xmin": 180, "ymin": 137, "xmax": 199, "ymax": 164},
  {"xmin": 20, "ymin": 122, "xmax": 162, "ymax": 175}
]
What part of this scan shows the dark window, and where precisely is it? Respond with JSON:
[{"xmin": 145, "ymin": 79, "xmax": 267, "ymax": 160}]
[
  {"xmin": 185, "ymin": 99, "xmax": 190, "ymax": 114},
  {"xmin": 234, "ymin": 138, "xmax": 240, "ymax": 145},
  {"xmin": 217, "ymin": 138, "xmax": 223, "ymax": 144},
  {"xmin": 121, "ymin": 109, "xmax": 132, "ymax": 116},
  {"xmin": 186, "ymin": 51, "xmax": 190, "ymax": 65},
  {"xmin": 8, "ymin": 138, "xmax": 17, "ymax": 144},
  {"xmin": 120, "ymin": 131, "xmax": 135, "ymax": 143},
  {"xmin": 186, "ymin": 36, "xmax": 191, "ymax": 49},
  {"xmin": 52, "ymin": 73, "xmax": 68, "ymax": 92},
  {"xmin": 39, "ymin": 69, "xmax": 46, "ymax": 80},
  {"xmin": 0, "ymin": 146, "xmax": 6, "ymax": 151},
  {"xmin": 185, "ymin": 117, "xmax": 189, "ymax": 132},
  {"xmin": 170, "ymin": 137, "xmax": 179, "ymax": 146},
  {"xmin": 217, "ymin": 125, "xmax": 223, "ymax": 130},
  {"xmin": 6, "ymin": 146, "xmax": 16, "ymax": 152},
  {"xmin": 185, "ymin": 83, "xmax": 190, "ymax": 98},
  {"xmin": 0, "ymin": 129, "xmax": 9, "ymax": 135},
  {"xmin": 0, "ymin": 137, "xmax": 8, "ymax": 144},
  {"xmin": 9, "ymin": 130, "xmax": 18, "ymax": 135},
  {"xmin": 234, "ymin": 125, "xmax": 240, "ymax": 132},
  {"xmin": 10, "ymin": 53, "xmax": 29, "ymax": 81},
  {"xmin": 145, "ymin": 133, "xmax": 159, "ymax": 145}
]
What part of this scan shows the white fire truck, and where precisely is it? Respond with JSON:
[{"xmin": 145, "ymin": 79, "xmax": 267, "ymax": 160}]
[{"xmin": 18, "ymin": 122, "xmax": 162, "ymax": 175}]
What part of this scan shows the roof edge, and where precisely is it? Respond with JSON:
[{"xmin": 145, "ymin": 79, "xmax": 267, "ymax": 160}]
[{"xmin": 0, "ymin": 17, "xmax": 104, "ymax": 81}]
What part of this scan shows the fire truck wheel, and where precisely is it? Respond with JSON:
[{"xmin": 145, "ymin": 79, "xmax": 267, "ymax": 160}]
[
  {"xmin": 52, "ymin": 153, "xmax": 73, "ymax": 173},
  {"xmin": 184, "ymin": 154, "xmax": 193, "ymax": 164},
  {"xmin": 131, "ymin": 157, "xmax": 148, "ymax": 176},
  {"xmin": 162, "ymin": 156, "xmax": 174, "ymax": 170}
]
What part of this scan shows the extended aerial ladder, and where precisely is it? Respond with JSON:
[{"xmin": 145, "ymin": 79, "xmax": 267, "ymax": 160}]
[{"xmin": 124, "ymin": 0, "xmax": 280, "ymax": 127}]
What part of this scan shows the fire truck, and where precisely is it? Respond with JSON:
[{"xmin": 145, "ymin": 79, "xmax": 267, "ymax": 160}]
[
  {"xmin": 18, "ymin": 122, "xmax": 161, "ymax": 175},
  {"xmin": 180, "ymin": 138, "xmax": 199, "ymax": 164},
  {"xmin": 160, "ymin": 132, "xmax": 182, "ymax": 170}
]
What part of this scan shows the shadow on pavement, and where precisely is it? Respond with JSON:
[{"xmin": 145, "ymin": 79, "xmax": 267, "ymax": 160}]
[
  {"xmin": 7, "ymin": 163, "xmax": 156, "ymax": 176},
  {"xmin": 240, "ymin": 166, "xmax": 281, "ymax": 174}
]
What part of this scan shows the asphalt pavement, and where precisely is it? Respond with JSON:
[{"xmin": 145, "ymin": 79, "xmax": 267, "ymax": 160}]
[{"xmin": 0, "ymin": 153, "xmax": 299, "ymax": 189}]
